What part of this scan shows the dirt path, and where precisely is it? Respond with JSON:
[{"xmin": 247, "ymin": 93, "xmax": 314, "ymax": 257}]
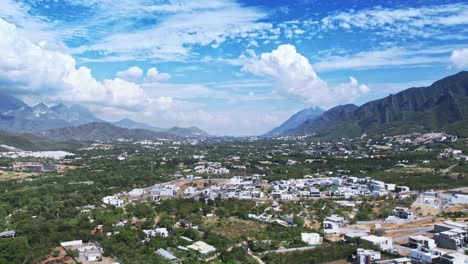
[
  {"xmin": 441, "ymin": 163, "xmax": 459, "ymax": 175},
  {"xmin": 251, "ymin": 254, "xmax": 265, "ymax": 264}
]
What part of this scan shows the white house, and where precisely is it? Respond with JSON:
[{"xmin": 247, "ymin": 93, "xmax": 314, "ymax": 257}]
[
  {"xmin": 187, "ymin": 241, "xmax": 216, "ymax": 255},
  {"xmin": 355, "ymin": 248, "xmax": 381, "ymax": 264},
  {"xmin": 143, "ymin": 228, "xmax": 169, "ymax": 238},
  {"xmin": 410, "ymin": 247, "xmax": 444, "ymax": 263},
  {"xmin": 102, "ymin": 196, "xmax": 124, "ymax": 207},
  {"xmin": 362, "ymin": 235, "xmax": 393, "ymax": 250}
]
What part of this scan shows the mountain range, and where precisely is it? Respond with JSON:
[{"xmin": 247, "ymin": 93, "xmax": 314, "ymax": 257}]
[
  {"xmin": 1, "ymin": 71, "xmax": 467, "ymax": 144},
  {"xmin": 0, "ymin": 93, "xmax": 208, "ymax": 141},
  {"xmin": 269, "ymin": 71, "xmax": 468, "ymax": 138}
]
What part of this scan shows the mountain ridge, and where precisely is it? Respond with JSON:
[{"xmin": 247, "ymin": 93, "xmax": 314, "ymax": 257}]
[
  {"xmin": 274, "ymin": 71, "xmax": 468, "ymax": 138},
  {"xmin": 266, "ymin": 106, "xmax": 325, "ymax": 136},
  {"xmin": 0, "ymin": 93, "xmax": 208, "ymax": 139}
]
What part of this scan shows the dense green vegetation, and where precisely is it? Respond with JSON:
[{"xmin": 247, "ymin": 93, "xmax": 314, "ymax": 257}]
[{"xmin": 0, "ymin": 135, "xmax": 465, "ymax": 263}]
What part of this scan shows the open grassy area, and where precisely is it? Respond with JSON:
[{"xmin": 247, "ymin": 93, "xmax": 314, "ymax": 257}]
[{"xmin": 0, "ymin": 170, "xmax": 36, "ymax": 181}]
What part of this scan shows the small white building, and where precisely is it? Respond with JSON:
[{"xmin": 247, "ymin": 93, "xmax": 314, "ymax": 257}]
[
  {"xmin": 355, "ymin": 248, "xmax": 381, "ymax": 264},
  {"xmin": 301, "ymin": 233, "xmax": 321, "ymax": 246},
  {"xmin": 362, "ymin": 235, "xmax": 393, "ymax": 250},
  {"xmin": 143, "ymin": 228, "xmax": 169, "ymax": 238},
  {"xmin": 187, "ymin": 241, "xmax": 216, "ymax": 255}
]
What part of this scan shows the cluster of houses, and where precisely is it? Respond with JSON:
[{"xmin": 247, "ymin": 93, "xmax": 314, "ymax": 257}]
[
  {"xmin": 438, "ymin": 148, "xmax": 467, "ymax": 161},
  {"xmin": 0, "ymin": 150, "xmax": 74, "ymax": 160},
  {"xmin": 102, "ymin": 184, "xmax": 181, "ymax": 207},
  {"xmin": 413, "ymin": 133, "xmax": 458, "ymax": 145},
  {"xmin": 413, "ymin": 191, "xmax": 468, "ymax": 212},
  {"xmin": 353, "ymin": 248, "xmax": 412, "ymax": 264},
  {"xmin": 200, "ymin": 175, "xmax": 265, "ymax": 200},
  {"xmin": 194, "ymin": 161, "xmax": 230, "ymax": 175},
  {"xmin": 269, "ymin": 176, "xmax": 410, "ymax": 201},
  {"xmin": 198, "ymin": 175, "xmax": 409, "ymax": 202},
  {"xmin": 101, "ymin": 175, "xmax": 411, "ymax": 209},
  {"xmin": 408, "ymin": 221, "xmax": 468, "ymax": 263},
  {"xmin": 350, "ymin": 220, "xmax": 468, "ymax": 264}
]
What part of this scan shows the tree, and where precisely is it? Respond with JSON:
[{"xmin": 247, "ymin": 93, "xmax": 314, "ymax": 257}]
[{"xmin": 293, "ymin": 215, "xmax": 305, "ymax": 227}]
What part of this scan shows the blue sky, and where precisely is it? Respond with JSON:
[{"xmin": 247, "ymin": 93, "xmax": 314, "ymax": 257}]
[{"xmin": 0, "ymin": 0, "xmax": 467, "ymax": 135}]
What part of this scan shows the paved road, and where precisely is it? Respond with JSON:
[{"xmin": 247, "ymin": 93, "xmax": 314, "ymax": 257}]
[
  {"xmin": 388, "ymin": 226, "xmax": 433, "ymax": 256},
  {"xmin": 356, "ymin": 220, "xmax": 384, "ymax": 225},
  {"xmin": 385, "ymin": 226, "xmax": 433, "ymax": 233},
  {"xmin": 392, "ymin": 227, "xmax": 433, "ymax": 243}
]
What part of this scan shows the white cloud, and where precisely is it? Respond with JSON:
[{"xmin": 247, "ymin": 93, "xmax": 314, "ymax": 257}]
[
  {"xmin": 69, "ymin": 0, "xmax": 271, "ymax": 61},
  {"xmin": 450, "ymin": 48, "xmax": 468, "ymax": 69},
  {"xmin": 116, "ymin": 66, "xmax": 144, "ymax": 81},
  {"xmin": 241, "ymin": 44, "xmax": 369, "ymax": 105},
  {"xmin": 314, "ymin": 45, "xmax": 466, "ymax": 71},
  {"xmin": 0, "ymin": 18, "xmax": 155, "ymax": 110},
  {"xmin": 146, "ymin": 67, "xmax": 171, "ymax": 82},
  {"xmin": 319, "ymin": 3, "xmax": 468, "ymax": 39}
]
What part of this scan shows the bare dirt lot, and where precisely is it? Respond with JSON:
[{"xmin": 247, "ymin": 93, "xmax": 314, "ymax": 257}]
[{"xmin": 204, "ymin": 217, "xmax": 267, "ymax": 240}]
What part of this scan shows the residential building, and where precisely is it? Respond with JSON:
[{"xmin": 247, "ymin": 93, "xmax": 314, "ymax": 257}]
[
  {"xmin": 408, "ymin": 235, "xmax": 436, "ymax": 249},
  {"xmin": 354, "ymin": 248, "xmax": 381, "ymax": 264},
  {"xmin": 361, "ymin": 235, "xmax": 393, "ymax": 251},
  {"xmin": 434, "ymin": 222, "xmax": 468, "ymax": 233},
  {"xmin": 434, "ymin": 229, "xmax": 468, "ymax": 250},
  {"xmin": 187, "ymin": 241, "xmax": 217, "ymax": 255},
  {"xmin": 410, "ymin": 247, "xmax": 445, "ymax": 264},
  {"xmin": 102, "ymin": 196, "xmax": 124, "ymax": 207},
  {"xmin": 392, "ymin": 207, "xmax": 414, "ymax": 219}
]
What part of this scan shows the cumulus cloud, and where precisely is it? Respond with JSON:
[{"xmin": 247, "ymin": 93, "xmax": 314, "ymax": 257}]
[
  {"xmin": 116, "ymin": 66, "xmax": 144, "ymax": 81},
  {"xmin": 146, "ymin": 67, "xmax": 171, "ymax": 82},
  {"xmin": 450, "ymin": 48, "xmax": 468, "ymax": 69},
  {"xmin": 0, "ymin": 18, "xmax": 157, "ymax": 110},
  {"xmin": 241, "ymin": 44, "xmax": 369, "ymax": 105}
]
